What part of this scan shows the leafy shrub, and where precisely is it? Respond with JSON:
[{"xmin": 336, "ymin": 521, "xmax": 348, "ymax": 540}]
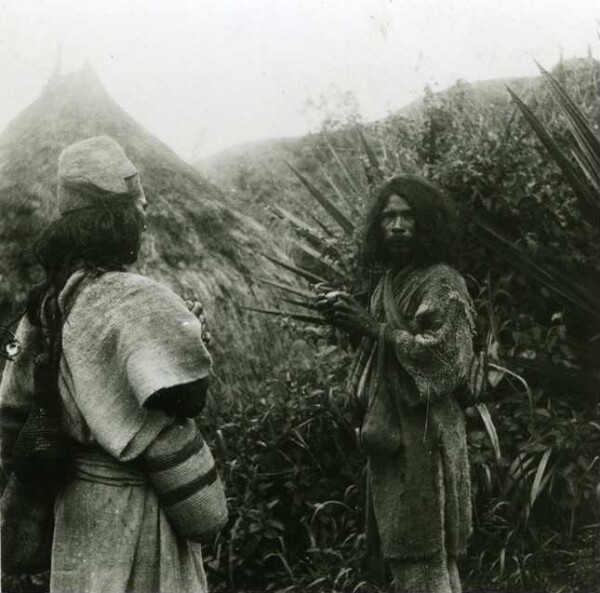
[{"xmin": 204, "ymin": 57, "xmax": 599, "ymax": 592}]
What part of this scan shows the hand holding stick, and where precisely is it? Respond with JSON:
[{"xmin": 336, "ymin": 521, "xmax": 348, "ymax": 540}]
[{"xmin": 311, "ymin": 285, "xmax": 379, "ymax": 339}]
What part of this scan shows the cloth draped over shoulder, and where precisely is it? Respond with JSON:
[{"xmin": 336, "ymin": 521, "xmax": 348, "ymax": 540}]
[
  {"xmin": 0, "ymin": 270, "xmax": 215, "ymax": 593},
  {"xmin": 58, "ymin": 270, "xmax": 213, "ymax": 460},
  {"xmin": 347, "ymin": 264, "xmax": 475, "ymax": 560}
]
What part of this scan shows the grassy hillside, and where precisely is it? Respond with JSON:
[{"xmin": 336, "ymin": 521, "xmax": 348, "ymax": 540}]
[{"xmin": 195, "ymin": 74, "xmax": 538, "ymax": 197}]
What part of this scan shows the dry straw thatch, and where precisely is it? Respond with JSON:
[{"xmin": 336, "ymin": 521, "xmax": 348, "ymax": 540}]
[{"xmin": 0, "ymin": 66, "xmax": 293, "ymax": 392}]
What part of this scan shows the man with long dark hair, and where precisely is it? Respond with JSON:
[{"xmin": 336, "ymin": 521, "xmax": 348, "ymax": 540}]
[
  {"xmin": 319, "ymin": 175, "xmax": 474, "ymax": 592},
  {"xmin": 0, "ymin": 136, "xmax": 227, "ymax": 592}
]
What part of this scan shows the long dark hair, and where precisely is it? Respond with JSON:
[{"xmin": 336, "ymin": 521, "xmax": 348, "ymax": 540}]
[
  {"xmin": 26, "ymin": 202, "xmax": 144, "ymax": 333},
  {"xmin": 360, "ymin": 175, "xmax": 459, "ymax": 273}
]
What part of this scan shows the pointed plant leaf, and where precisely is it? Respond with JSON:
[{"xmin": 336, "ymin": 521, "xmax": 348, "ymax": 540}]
[
  {"xmin": 358, "ymin": 128, "xmax": 383, "ymax": 182},
  {"xmin": 317, "ymin": 162, "xmax": 359, "ymax": 215},
  {"xmin": 289, "ymin": 239, "xmax": 346, "ymax": 279},
  {"xmin": 475, "ymin": 403, "xmax": 502, "ymax": 462},
  {"xmin": 322, "ymin": 135, "xmax": 363, "ymax": 198},
  {"xmin": 537, "ymin": 62, "xmax": 600, "ymax": 176},
  {"xmin": 259, "ymin": 251, "xmax": 329, "ymax": 285},
  {"xmin": 507, "ymin": 453, "xmax": 535, "ymax": 489},
  {"xmin": 255, "ymin": 277, "xmax": 313, "ymax": 299},
  {"xmin": 530, "ymin": 448, "xmax": 553, "ymax": 509},
  {"xmin": 507, "ymin": 86, "xmax": 598, "ymax": 224},
  {"xmin": 271, "ymin": 204, "xmax": 320, "ymax": 235},
  {"xmin": 271, "ymin": 205, "xmax": 327, "ymax": 250},
  {"xmin": 488, "ymin": 362, "xmax": 534, "ymax": 419},
  {"xmin": 242, "ymin": 306, "xmax": 326, "ymax": 325},
  {"xmin": 285, "ymin": 160, "xmax": 355, "ymax": 235},
  {"xmin": 475, "ymin": 216, "xmax": 597, "ymax": 318},
  {"xmin": 308, "ymin": 213, "xmax": 335, "ymax": 237},
  {"xmin": 280, "ymin": 296, "xmax": 316, "ymax": 310},
  {"xmin": 570, "ymin": 142, "xmax": 600, "ymax": 190}
]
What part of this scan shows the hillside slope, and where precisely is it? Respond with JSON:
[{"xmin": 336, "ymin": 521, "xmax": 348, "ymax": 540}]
[{"xmin": 195, "ymin": 74, "xmax": 538, "ymax": 192}]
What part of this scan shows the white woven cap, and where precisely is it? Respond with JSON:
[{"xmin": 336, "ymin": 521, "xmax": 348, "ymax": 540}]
[{"xmin": 57, "ymin": 136, "xmax": 139, "ymax": 213}]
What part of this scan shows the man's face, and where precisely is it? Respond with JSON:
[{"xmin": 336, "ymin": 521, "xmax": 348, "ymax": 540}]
[{"xmin": 380, "ymin": 194, "xmax": 415, "ymax": 260}]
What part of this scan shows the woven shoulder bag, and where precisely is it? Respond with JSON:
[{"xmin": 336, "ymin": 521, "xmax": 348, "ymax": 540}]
[{"xmin": 1, "ymin": 322, "xmax": 72, "ymax": 574}]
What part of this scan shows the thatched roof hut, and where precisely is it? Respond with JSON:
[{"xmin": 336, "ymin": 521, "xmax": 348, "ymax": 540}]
[{"xmin": 0, "ymin": 67, "xmax": 290, "ymax": 392}]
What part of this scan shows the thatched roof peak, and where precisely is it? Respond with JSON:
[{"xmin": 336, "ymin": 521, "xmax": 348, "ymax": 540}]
[
  {"xmin": 41, "ymin": 61, "xmax": 108, "ymax": 104},
  {"xmin": 0, "ymin": 68, "xmax": 291, "ymax": 351}
]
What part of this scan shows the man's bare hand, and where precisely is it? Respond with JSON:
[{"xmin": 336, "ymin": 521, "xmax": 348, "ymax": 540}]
[
  {"xmin": 330, "ymin": 294, "xmax": 379, "ymax": 339},
  {"xmin": 312, "ymin": 285, "xmax": 379, "ymax": 339}
]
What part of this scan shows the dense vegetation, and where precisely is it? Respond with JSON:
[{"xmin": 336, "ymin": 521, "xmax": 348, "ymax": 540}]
[
  {"xmin": 198, "ymin": 58, "xmax": 599, "ymax": 593},
  {"xmin": 2, "ymin": 59, "xmax": 598, "ymax": 592}
]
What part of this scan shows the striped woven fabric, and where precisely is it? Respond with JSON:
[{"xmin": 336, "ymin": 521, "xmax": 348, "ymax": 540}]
[{"xmin": 141, "ymin": 418, "xmax": 228, "ymax": 542}]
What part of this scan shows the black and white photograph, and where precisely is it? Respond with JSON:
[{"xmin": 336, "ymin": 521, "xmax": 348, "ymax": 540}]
[{"xmin": 0, "ymin": 1, "xmax": 598, "ymax": 592}]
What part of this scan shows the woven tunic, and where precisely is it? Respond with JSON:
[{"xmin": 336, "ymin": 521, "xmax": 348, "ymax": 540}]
[
  {"xmin": 0, "ymin": 271, "xmax": 214, "ymax": 592},
  {"xmin": 348, "ymin": 264, "xmax": 474, "ymax": 560}
]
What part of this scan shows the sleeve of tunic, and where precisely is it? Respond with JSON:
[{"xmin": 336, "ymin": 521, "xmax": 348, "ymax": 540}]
[
  {"xmin": 385, "ymin": 266, "xmax": 475, "ymax": 406},
  {"xmin": 61, "ymin": 271, "xmax": 213, "ymax": 461}
]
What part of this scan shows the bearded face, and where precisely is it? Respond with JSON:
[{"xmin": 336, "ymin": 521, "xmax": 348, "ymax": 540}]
[{"xmin": 380, "ymin": 194, "xmax": 416, "ymax": 263}]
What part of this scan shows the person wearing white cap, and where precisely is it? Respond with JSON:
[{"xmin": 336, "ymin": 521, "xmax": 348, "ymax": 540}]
[{"xmin": 0, "ymin": 136, "xmax": 227, "ymax": 592}]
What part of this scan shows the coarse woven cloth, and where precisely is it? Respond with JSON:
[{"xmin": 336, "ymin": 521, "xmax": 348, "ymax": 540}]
[
  {"xmin": 57, "ymin": 269, "xmax": 213, "ymax": 461},
  {"xmin": 0, "ymin": 269, "xmax": 215, "ymax": 592},
  {"xmin": 142, "ymin": 417, "xmax": 228, "ymax": 542},
  {"xmin": 57, "ymin": 135, "xmax": 139, "ymax": 214},
  {"xmin": 51, "ymin": 461, "xmax": 209, "ymax": 593},
  {"xmin": 348, "ymin": 264, "xmax": 474, "ymax": 560}
]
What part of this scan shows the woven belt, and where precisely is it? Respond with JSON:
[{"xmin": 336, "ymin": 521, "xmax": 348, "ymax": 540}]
[{"xmin": 72, "ymin": 447, "xmax": 147, "ymax": 486}]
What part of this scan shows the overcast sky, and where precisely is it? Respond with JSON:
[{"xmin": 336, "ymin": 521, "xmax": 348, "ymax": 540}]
[{"xmin": 0, "ymin": 0, "xmax": 597, "ymax": 161}]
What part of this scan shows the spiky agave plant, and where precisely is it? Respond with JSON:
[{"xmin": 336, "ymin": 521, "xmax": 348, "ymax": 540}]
[
  {"xmin": 255, "ymin": 61, "xmax": 598, "ymax": 526},
  {"xmin": 252, "ymin": 63, "xmax": 598, "ymax": 366},
  {"xmin": 245, "ymin": 124, "xmax": 517, "ymax": 480},
  {"xmin": 475, "ymin": 64, "xmax": 599, "ymax": 555},
  {"xmin": 480, "ymin": 64, "xmax": 599, "ymax": 385},
  {"xmin": 241, "ymin": 63, "xmax": 598, "ymax": 590},
  {"xmin": 247, "ymin": 129, "xmax": 377, "ymax": 324}
]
